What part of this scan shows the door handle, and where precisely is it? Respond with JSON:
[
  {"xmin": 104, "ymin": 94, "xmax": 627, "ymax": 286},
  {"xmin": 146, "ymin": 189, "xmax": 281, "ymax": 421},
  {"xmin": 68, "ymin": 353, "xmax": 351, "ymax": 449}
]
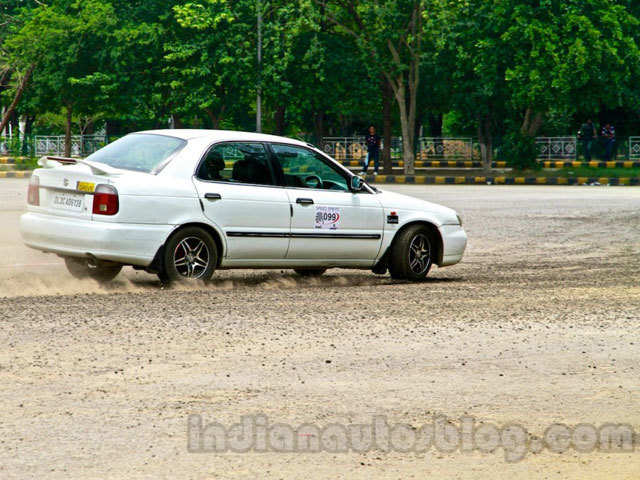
[
  {"xmin": 204, "ymin": 193, "xmax": 222, "ymax": 200},
  {"xmin": 296, "ymin": 198, "xmax": 314, "ymax": 205}
]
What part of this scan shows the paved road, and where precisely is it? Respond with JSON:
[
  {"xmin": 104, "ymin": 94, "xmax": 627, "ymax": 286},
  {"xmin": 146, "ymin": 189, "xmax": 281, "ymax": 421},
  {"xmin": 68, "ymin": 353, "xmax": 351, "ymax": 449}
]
[{"xmin": 1, "ymin": 179, "xmax": 640, "ymax": 479}]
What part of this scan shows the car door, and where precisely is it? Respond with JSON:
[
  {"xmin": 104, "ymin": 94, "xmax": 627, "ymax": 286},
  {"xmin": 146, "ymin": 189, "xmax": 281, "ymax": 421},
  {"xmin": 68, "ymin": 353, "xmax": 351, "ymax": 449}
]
[
  {"xmin": 268, "ymin": 143, "xmax": 384, "ymax": 261},
  {"xmin": 192, "ymin": 142, "xmax": 290, "ymax": 260}
]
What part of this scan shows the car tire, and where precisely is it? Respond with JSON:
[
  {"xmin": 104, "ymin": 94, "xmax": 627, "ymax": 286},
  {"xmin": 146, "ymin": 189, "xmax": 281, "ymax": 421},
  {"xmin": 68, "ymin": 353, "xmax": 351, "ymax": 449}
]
[
  {"xmin": 388, "ymin": 225, "xmax": 434, "ymax": 281},
  {"xmin": 163, "ymin": 227, "xmax": 218, "ymax": 282},
  {"xmin": 64, "ymin": 257, "xmax": 122, "ymax": 283},
  {"xmin": 293, "ymin": 268, "xmax": 327, "ymax": 277}
]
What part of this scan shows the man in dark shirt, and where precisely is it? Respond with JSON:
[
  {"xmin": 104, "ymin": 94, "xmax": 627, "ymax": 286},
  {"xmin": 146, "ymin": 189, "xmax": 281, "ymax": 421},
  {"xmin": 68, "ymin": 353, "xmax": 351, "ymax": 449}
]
[
  {"xmin": 362, "ymin": 125, "xmax": 381, "ymax": 175},
  {"xmin": 579, "ymin": 119, "xmax": 597, "ymax": 161},
  {"xmin": 601, "ymin": 123, "xmax": 616, "ymax": 161}
]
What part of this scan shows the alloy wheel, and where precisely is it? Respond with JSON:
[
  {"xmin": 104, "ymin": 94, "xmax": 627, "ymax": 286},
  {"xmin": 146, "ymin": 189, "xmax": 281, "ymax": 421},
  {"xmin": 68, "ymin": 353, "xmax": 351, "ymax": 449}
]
[
  {"xmin": 173, "ymin": 236, "xmax": 210, "ymax": 279},
  {"xmin": 408, "ymin": 233, "xmax": 431, "ymax": 275}
]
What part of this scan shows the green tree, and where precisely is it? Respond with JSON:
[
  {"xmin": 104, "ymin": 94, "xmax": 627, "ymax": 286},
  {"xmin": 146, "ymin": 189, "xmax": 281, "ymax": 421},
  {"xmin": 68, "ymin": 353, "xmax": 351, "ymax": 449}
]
[
  {"xmin": 0, "ymin": 0, "xmax": 40, "ymax": 137},
  {"xmin": 318, "ymin": 0, "xmax": 432, "ymax": 174},
  {"xmin": 163, "ymin": 0, "xmax": 255, "ymax": 129},
  {"xmin": 444, "ymin": 0, "xmax": 640, "ymax": 168},
  {"xmin": 91, "ymin": 0, "xmax": 182, "ymax": 132},
  {"xmin": 2, "ymin": 0, "xmax": 117, "ymax": 154},
  {"xmin": 269, "ymin": 2, "xmax": 380, "ymax": 142}
]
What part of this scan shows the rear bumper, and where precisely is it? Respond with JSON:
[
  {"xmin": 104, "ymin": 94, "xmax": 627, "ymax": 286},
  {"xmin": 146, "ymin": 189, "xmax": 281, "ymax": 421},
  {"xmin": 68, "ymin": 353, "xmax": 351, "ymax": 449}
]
[
  {"xmin": 439, "ymin": 225, "xmax": 467, "ymax": 267},
  {"xmin": 20, "ymin": 212, "xmax": 173, "ymax": 266}
]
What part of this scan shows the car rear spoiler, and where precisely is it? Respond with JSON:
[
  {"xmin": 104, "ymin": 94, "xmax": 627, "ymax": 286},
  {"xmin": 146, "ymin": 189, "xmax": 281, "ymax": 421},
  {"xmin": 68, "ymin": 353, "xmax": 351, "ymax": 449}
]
[{"xmin": 37, "ymin": 156, "xmax": 122, "ymax": 176}]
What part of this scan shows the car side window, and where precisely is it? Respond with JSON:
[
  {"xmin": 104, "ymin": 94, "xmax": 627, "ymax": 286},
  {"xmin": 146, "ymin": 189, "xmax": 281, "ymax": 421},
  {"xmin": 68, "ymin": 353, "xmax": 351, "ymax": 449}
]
[
  {"xmin": 270, "ymin": 144, "xmax": 348, "ymax": 191},
  {"xmin": 196, "ymin": 142, "xmax": 274, "ymax": 186}
]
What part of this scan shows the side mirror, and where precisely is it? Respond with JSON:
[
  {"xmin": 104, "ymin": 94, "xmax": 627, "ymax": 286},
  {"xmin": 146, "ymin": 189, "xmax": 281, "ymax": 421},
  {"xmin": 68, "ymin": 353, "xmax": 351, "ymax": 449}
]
[{"xmin": 350, "ymin": 175, "xmax": 364, "ymax": 192}]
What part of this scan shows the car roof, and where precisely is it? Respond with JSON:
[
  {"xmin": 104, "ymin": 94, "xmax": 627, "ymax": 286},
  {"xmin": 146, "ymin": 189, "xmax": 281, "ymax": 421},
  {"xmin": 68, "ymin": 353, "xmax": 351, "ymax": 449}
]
[{"xmin": 137, "ymin": 129, "xmax": 309, "ymax": 146}]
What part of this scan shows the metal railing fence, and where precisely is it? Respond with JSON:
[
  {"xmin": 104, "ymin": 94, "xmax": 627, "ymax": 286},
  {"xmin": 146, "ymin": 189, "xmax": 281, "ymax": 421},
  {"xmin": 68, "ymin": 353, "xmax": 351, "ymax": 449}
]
[
  {"xmin": 630, "ymin": 137, "xmax": 640, "ymax": 161},
  {"xmin": 536, "ymin": 137, "xmax": 577, "ymax": 161},
  {"xmin": 34, "ymin": 135, "xmax": 107, "ymax": 157},
  {"xmin": 417, "ymin": 137, "xmax": 474, "ymax": 161},
  {"xmin": 0, "ymin": 135, "xmax": 36, "ymax": 157},
  {"xmin": 321, "ymin": 137, "xmax": 403, "ymax": 163}
]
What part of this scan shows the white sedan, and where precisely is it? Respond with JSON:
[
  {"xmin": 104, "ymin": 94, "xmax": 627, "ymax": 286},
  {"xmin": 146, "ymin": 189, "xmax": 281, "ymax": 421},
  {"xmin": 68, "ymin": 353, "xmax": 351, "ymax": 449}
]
[{"xmin": 20, "ymin": 130, "xmax": 467, "ymax": 282}]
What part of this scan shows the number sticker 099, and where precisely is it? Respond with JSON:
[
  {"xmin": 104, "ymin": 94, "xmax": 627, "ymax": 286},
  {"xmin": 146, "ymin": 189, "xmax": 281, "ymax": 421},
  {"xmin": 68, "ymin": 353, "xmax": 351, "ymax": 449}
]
[{"xmin": 314, "ymin": 206, "xmax": 341, "ymax": 230}]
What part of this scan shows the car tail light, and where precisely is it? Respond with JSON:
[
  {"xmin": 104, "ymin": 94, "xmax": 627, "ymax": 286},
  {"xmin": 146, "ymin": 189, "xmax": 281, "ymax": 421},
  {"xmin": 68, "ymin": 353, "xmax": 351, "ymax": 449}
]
[
  {"xmin": 92, "ymin": 184, "xmax": 119, "ymax": 215},
  {"xmin": 27, "ymin": 175, "xmax": 40, "ymax": 206}
]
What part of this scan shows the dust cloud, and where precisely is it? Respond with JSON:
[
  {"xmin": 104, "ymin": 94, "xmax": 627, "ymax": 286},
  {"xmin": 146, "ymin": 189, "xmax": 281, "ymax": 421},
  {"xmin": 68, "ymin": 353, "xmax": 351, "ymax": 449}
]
[{"xmin": 0, "ymin": 265, "xmax": 392, "ymax": 299}]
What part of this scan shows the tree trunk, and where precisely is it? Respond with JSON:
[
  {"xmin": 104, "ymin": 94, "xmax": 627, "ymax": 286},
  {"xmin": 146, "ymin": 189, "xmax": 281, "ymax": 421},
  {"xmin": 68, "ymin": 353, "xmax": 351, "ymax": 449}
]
[
  {"xmin": 414, "ymin": 117, "xmax": 423, "ymax": 161},
  {"xmin": 428, "ymin": 113, "xmax": 443, "ymax": 137},
  {"xmin": 171, "ymin": 115, "xmax": 184, "ymax": 129},
  {"xmin": 428, "ymin": 113, "xmax": 444, "ymax": 160},
  {"xmin": 64, "ymin": 104, "xmax": 73, "ymax": 157},
  {"xmin": 0, "ymin": 65, "xmax": 35, "ymax": 138},
  {"xmin": 385, "ymin": 42, "xmax": 420, "ymax": 174},
  {"xmin": 273, "ymin": 105, "xmax": 286, "ymax": 136},
  {"xmin": 406, "ymin": 69, "xmax": 419, "ymax": 174},
  {"xmin": 398, "ymin": 111, "xmax": 415, "ymax": 174},
  {"xmin": 204, "ymin": 107, "xmax": 225, "ymax": 129},
  {"xmin": 105, "ymin": 120, "xmax": 115, "ymax": 138},
  {"xmin": 521, "ymin": 107, "xmax": 544, "ymax": 137},
  {"xmin": 477, "ymin": 114, "xmax": 493, "ymax": 171},
  {"xmin": 389, "ymin": 78, "xmax": 416, "ymax": 175},
  {"xmin": 0, "ymin": 69, "xmax": 11, "ymax": 90},
  {"xmin": 21, "ymin": 114, "xmax": 35, "ymax": 156},
  {"xmin": 382, "ymin": 78, "xmax": 393, "ymax": 174},
  {"xmin": 10, "ymin": 112, "xmax": 19, "ymax": 140},
  {"xmin": 399, "ymin": 6, "xmax": 422, "ymax": 175},
  {"xmin": 313, "ymin": 111, "xmax": 326, "ymax": 148},
  {"xmin": 529, "ymin": 113, "xmax": 544, "ymax": 137}
]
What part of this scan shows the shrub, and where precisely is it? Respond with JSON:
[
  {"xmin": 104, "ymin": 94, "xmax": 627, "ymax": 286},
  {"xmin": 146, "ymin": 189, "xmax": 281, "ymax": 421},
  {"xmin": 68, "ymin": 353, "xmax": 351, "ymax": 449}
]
[{"xmin": 500, "ymin": 131, "xmax": 539, "ymax": 170}]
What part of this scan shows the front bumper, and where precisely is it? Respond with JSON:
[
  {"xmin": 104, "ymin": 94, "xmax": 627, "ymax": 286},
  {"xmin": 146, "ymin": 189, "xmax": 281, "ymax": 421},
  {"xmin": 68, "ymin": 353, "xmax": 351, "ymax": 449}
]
[
  {"xmin": 439, "ymin": 225, "xmax": 467, "ymax": 266},
  {"xmin": 20, "ymin": 212, "xmax": 173, "ymax": 266}
]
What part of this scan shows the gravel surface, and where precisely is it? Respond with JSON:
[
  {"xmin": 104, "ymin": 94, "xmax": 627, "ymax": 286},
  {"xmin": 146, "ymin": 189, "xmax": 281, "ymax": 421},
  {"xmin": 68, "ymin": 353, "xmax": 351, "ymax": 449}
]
[{"xmin": 1, "ymin": 179, "xmax": 639, "ymax": 479}]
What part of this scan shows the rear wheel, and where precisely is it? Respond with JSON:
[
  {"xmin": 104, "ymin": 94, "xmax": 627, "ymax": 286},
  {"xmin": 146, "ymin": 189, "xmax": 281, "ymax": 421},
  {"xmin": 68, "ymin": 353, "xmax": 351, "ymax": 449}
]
[
  {"xmin": 64, "ymin": 257, "xmax": 122, "ymax": 283},
  {"xmin": 293, "ymin": 268, "xmax": 327, "ymax": 277},
  {"xmin": 162, "ymin": 227, "xmax": 217, "ymax": 282},
  {"xmin": 388, "ymin": 225, "xmax": 434, "ymax": 281}
]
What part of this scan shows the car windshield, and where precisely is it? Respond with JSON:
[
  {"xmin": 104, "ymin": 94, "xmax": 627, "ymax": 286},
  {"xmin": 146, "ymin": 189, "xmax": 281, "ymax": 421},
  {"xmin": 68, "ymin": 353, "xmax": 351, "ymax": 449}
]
[{"xmin": 85, "ymin": 134, "xmax": 186, "ymax": 173}]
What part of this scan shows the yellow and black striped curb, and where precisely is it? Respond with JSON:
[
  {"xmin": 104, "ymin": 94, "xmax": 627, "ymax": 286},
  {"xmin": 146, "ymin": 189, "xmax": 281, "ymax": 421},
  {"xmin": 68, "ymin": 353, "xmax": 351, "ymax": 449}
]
[
  {"xmin": 340, "ymin": 160, "xmax": 506, "ymax": 168},
  {"xmin": 342, "ymin": 159, "xmax": 640, "ymax": 169},
  {"xmin": 541, "ymin": 161, "xmax": 640, "ymax": 169},
  {"xmin": 0, "ymin": 171, "xmax": 32, "ymax": 179},
  {"xmin": 364, "ymin": 175, "xmax": 640, "ymax": 186},
  {"xmin": 0, "ymin": 156, "xmax": 30, "ymax": 164}
]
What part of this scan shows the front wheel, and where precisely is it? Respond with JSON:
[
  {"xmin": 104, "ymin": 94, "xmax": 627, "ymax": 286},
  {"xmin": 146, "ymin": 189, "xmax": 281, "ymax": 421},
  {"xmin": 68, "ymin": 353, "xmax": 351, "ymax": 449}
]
[
  {"xmin": 64, "ymin": 257, "xmax": 122, "ymax": 283},
  {"xmin": 388, "ymin": 225, "xmax": 434, "ymax": 281},
  {"xmin": 162, "ymin": 227, "xmax": 218, "ymax": 282}
]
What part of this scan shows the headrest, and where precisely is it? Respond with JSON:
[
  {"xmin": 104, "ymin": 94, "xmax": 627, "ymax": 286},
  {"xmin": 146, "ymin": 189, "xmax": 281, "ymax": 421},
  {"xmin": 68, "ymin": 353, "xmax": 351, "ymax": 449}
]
[{"xmin": 232, "ymin": 156, "xmax": 270, "ymax": 184}]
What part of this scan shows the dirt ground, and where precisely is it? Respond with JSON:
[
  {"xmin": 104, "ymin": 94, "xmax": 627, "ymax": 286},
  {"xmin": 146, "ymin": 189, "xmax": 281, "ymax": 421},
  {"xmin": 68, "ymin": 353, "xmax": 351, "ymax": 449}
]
[{"xmin": 1, "ymin": 180, "xmax": 639, "ymax": 479}]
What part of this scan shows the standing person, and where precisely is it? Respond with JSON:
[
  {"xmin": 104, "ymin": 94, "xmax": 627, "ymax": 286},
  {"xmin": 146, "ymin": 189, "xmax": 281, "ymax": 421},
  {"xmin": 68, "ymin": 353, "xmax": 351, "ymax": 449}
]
[
  {"xmin": 579, "ymin": 119, "xmax": 597, "ymax": 161},
  {"xmin": 601, "ymin": 123, "xmax": 616, "ymax": 161},
  {"xmin": 362, "ymin": 125, "xmax": 381, "ymax": 175}
]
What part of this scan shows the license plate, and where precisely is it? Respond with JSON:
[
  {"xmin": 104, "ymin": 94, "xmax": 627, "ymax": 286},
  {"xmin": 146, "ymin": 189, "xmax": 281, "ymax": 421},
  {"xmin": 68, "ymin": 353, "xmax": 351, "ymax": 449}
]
[
  {"xmin": 77, "ymin": 181, "xmax": 95, "ymax": 193},
  {"xmin": 52, "ymin": 192, "xmax": 84, "ymax": 212}
]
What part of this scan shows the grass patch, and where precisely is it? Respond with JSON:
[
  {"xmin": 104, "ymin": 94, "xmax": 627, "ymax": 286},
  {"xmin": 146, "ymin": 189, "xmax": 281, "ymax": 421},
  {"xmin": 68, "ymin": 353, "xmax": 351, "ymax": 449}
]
[
  {"xmin": 508, "ymin": 166, "xmax": 640, "ymax": 178},
  {"xmin": 414, "ymin": 166, "xmax": 640, "ymax": 179},
  {"xmin": 13, "ymin": 157, "xmax": 39, "ymax": 170},
  {"xmin": 554, "ymin": 166, "xmax": 640, "ymax": 178}
]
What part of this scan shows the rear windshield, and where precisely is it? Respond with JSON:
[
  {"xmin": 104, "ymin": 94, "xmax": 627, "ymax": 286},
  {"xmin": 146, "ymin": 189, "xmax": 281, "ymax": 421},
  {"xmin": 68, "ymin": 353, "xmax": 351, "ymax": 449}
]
[{"xmin": 85, "ymin": 134, "xmax": 186, "ymax": 173}]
